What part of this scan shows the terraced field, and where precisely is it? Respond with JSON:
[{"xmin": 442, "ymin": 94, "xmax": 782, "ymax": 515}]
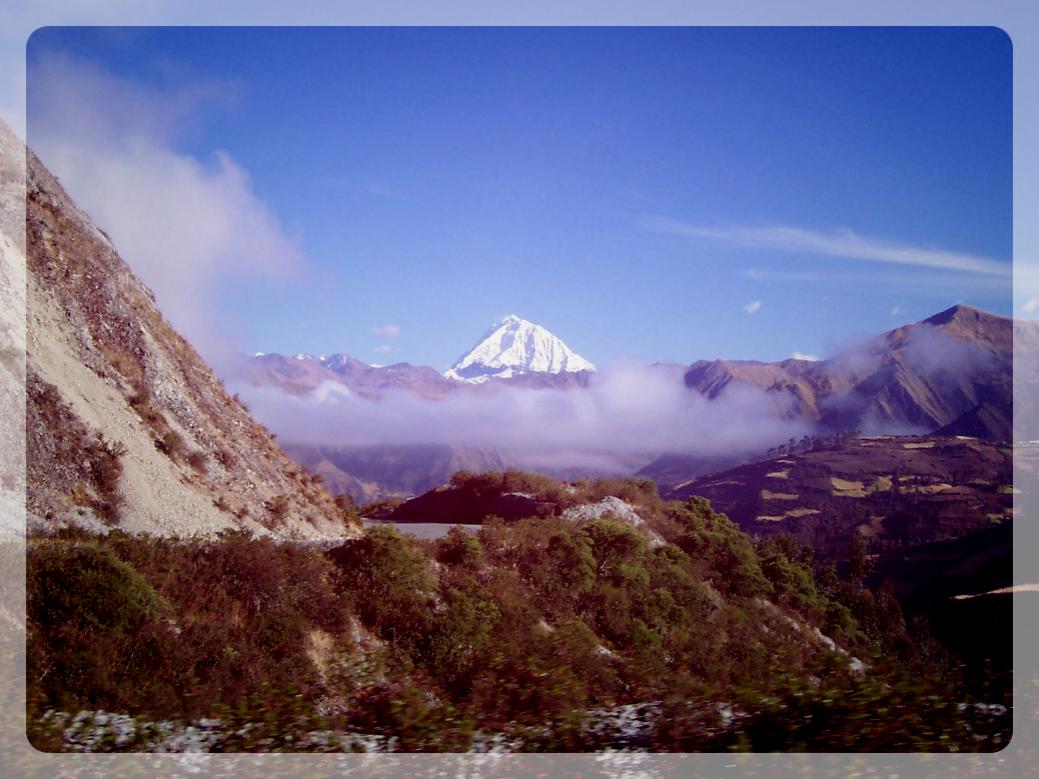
[{"xmin": 666, "ymin": 435, "xmax": 1013, "ymax": 557}]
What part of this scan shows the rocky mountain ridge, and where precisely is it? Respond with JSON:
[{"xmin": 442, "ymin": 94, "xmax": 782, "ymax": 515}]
[
  {"xmin": 683, "ymin": 304, "xmax": 1021, "ymax": 440},
  {"xmin": 18, "ymin": 122, "xmax": 357, "ymax": 539},
  {"xmin": 247, "ymin": 352, "xmax": 458, "ymax": 400}
]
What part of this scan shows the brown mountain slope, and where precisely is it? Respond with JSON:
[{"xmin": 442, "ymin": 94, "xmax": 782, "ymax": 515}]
[
  {"xmin": 684, "ymin": 305, "xmax": 1025, "ymax": 440},
  {"xmin": 19, "ymin": 127, "xmax": 357, "ymax": 539}
]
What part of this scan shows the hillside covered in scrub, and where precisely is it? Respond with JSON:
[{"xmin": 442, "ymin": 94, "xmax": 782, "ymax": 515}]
[{"xmin": 27, "ymin": 474, "xmax": 1008, "ymax": 752}]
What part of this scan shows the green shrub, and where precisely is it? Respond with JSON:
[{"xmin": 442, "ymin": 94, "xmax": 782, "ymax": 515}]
[
  {"xmin": 26, "ymin": 541, "xmax": 173, "ymax": 713},
  {"xmin": 668, "ymin": 498, "xmax": 772, "ymax": 598},
  {"xmin": 86, "ymin": 431, "xmax": 127, "ymax": 523},
  {"xmin": 580, "ymin": 519, "xmax": 648, "ymax": 586},
  {"xmin": 436, "ymin": 526, "xmax": 484, "ymax": 569},
  {"xmin": 422, "ymin": 573, "xmax": 500, "ymax": 695},
  {"xmin": 329, "ymin": 525, "xmax": 436, "ymax": 650}
]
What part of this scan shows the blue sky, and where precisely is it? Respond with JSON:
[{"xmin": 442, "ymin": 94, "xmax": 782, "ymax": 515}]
[{"xmin": 27, "ymin": 26, "xmax": 1012, "ymax": 368}]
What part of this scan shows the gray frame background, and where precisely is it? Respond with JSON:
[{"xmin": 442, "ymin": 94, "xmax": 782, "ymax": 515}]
[{"xmin": 1, "ymin": 2, "xmax": 1036, "ymax": 777}]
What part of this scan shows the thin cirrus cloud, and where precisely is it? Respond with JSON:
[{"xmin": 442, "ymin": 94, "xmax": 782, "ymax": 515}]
[
  {"xmin": 646, "ymin": 217, "xmax": 1011, "ymax": 278},
  {"xmin": 743, "ymin": 300, "xmax": 762, "ymax": 315},
  {"xmin": 740, "ymin": 267, "xmax": 1009, "ymax": 294}
]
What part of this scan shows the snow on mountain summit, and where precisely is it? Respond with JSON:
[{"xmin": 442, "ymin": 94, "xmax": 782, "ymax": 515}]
[{"xmin": 444, "ymin": 314, "xmax": 595, "ymax": 383}]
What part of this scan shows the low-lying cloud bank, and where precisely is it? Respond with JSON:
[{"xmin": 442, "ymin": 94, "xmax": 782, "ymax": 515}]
[
  {"xmin": 232, "ymin": 321, "xmax": 1012, "ymax": 475},
  {"xmin": 232, "ymin": 360, "xmax": 813, "ymax": 474}
]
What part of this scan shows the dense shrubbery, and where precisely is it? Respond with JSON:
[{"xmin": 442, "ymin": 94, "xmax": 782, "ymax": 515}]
[
  {"xmin": 27, "ymin": 541, "xmax": 171, "ymax": 713},
  {"xmin": 26, "ymin": 472, "xmax": 1004, "ymax": 752},
  {"xmin": 28, "ymin": 528, "xmax": 349, "ymax": 725}
]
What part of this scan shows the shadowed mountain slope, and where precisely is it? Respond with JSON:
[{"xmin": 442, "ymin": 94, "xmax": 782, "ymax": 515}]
[{"xmin": 665, "ymin": 434, "xmax": 1012, "ymax": 558}]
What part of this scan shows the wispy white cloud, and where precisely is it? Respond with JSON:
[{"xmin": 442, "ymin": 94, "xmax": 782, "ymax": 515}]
[
  {"xmin": 743, "ymin": 300, "xmax": 762, "ymax": 315},
  {"xmin": 740, "ymin": 267, "xmax": 1009, "ymax": 295},
  {"xmin": 1024, "ymin": 298, "xmax": 1039, "ymax": 314},
  {"xmin": 28, "ymin": 53, "xmax": 300, "ymax": 365},
  {"xmin": 791, "ymin": 352, "xmax": 820, "ymax": 361},
  {"xmin": 370, "ymin": 323, "xmax": 401, "ymax": 339},
  {"xmin": 890, "ymin": 303, "xmax": 905, "ymax": 317},
  {"xmin": 647, "ymin": 217, "xmax": 1011, "ymax": 277}
]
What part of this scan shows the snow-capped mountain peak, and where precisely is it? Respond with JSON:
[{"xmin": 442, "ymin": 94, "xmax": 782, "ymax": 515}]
[{"xmin": 444, "ymin": 314, "xmax": 595, "ymax": 383}]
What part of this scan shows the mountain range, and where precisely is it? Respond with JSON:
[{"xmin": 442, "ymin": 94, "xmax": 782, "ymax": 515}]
[
  {"xmin": 638, "ymin": 304, "xmax": 1036, "ymax": 488},
  {"xmin": 251, "ymin": 305, "xmax": 1028, "ymax": 439},
  {"xmin": 246, "ymin": 303, "xmax": 1033, "ymax": 500},
  {"xmin": 247, "ymin": 351, "xmax": 458, "ymax": 400},
  {"xmin": 245, "ymin": 313, "xmax": 596, "ymax": 399}
]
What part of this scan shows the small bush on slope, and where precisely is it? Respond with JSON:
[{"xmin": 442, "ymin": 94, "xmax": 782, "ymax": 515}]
[{"xmin": 27, "ymin": 541, "xmax": 174, "ymax": 713}]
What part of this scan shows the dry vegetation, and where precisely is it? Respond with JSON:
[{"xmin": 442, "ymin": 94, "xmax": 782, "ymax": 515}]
[{"xmin": 25, "ymin": 473, "xmax": 1009, "ymax": 752}]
